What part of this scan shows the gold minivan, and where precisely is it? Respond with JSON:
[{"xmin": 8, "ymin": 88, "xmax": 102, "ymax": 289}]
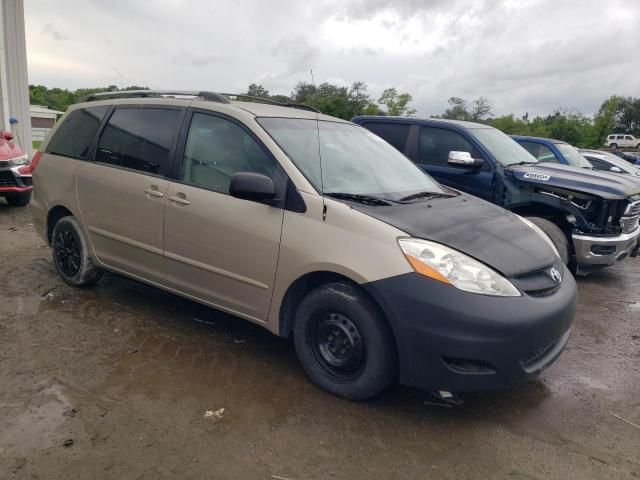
[{"xmin": 30, "ymin": 91, "xmax": 576, "ymax": 400}]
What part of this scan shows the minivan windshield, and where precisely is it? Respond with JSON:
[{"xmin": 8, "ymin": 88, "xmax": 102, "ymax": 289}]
[
  {"xmin": 470, "ymin": 128, "xmax": 539, "ymax": 166},
  {"xmin": 555, "ymin": 143, "xmax": 593, "ymax": 169},
  {"xmin": 258, "ymin": 118, "xmax": 446, "ymax": 202}
]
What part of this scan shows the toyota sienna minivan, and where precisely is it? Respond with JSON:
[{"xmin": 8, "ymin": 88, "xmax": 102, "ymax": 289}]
[{"xmin": 30, "ymin": 90, "xmax": 576, "ymax": 400}]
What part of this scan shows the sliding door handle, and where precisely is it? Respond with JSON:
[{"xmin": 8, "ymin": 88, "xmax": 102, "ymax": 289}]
[{"xmin": 169, "ymin": 194, "xmax": 191, "ymax": 206}]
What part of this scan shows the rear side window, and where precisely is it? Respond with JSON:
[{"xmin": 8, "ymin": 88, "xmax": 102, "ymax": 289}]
[
  {"xmin": 418, "ymin": 127, "xmax": 477, "ymax": 166},
  {"xmin": 95, "ymin": 108, "xmax": 182, "ymax": 174},
  {"xmin": 586, "ymin": 158, "xmax": 608, "ymax": 171},
  {"xmin": 519, "ymin": 141, "xmax": 559, "ymax": 163},
  {"xmin": 45, "ymin": 106, "xmax": 109, "ymax": 159},
  {"xmin": 362, "ymin": 123, "xmax": 410, "ymax": 153}
]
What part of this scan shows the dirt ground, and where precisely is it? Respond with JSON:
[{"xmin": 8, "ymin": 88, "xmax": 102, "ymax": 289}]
[{"xmin": 0, "ymin": 201, "xmax": 638, "ymax": 480}]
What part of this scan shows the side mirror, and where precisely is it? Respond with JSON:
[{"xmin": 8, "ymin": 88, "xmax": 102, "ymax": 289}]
[
  {"xmin": 229, "ymin": 172, "xmax": 276, "ymax": 202},
  {"xmin": 610, "ymin": 166, "xmax": 623, "ymax": 173},
  {"xmin": 448, "ymin": 151, "xmax": 483, "ymax": 168}
]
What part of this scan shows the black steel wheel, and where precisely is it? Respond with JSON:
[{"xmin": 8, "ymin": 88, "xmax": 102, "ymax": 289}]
[
  {"xmin": 293, "ymin": 282, "xmax": 396, "ymax": 400},
  {"xmin": 51, "ymin": 216, "xmax": 102, "ymax": 287},
  {"xmin": 309, "ymin": 311, "xmax": 366, "ymax": 382}
]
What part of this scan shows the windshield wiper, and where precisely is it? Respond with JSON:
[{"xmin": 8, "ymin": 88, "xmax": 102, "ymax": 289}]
[
  {"xmin": 325, "ymin": 192, "xmax": 393, "ymax": 206},
  {"xmin": 508, "ymin": 161, "xmax": 539, "ymax": 167},
  {"xmin": 398, "ymin": 191, "xmax": 455, "ymax": 202}
]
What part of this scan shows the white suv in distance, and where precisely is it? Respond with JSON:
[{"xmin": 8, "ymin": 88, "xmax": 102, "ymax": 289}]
[{"xmin": 605, "ymin": 134, "xmax": 640, "ymax": 150}]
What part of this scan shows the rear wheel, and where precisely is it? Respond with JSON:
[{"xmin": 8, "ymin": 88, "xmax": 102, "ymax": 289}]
[
  {"xmin": 526, "ymin": 217, "xmax": 570, "ymax": 265},
  {"xmin": 610, "ymin": 143, "xmax": 618, "ymax": 150},
  {"xmin": 636, "ymin": 143, "xmax": 640, "ymax": 150},
  {"xmin": 6, "ymin": 192, "xmax": 31, "ymax": 207},
  {"xmin": 51, "ymin": 216, "xmax": 102, "ymax": 287},
  {"xmin": 293, "ymin": 282, "xmax": 396, "ymax": 400}
]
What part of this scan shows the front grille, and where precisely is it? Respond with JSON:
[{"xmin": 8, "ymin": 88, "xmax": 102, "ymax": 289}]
[
  {"xmin": 621, "ymin": 200, "xmax": 640, "ymax": 234},
  {"xmin": 0, "ymin": 170, "xmax": 17, "ymax": 187}
]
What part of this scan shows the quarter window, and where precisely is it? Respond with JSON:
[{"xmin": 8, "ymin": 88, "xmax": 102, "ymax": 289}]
[
  {"xmin": 418, "ymin": 127, "xmax": 478, "ymax": 166},
  {"xmin": 179, "ymin": 113, "xmax": 276, "ymax": 194},
  {"xmin": 362, "ymin": 123, "xmax": 411, "ymax": 153},
  {"xmin": 46, "ymin": 106, "xmax": 109, "ymax": 159},
  {"xmin": 519, "ymin": 141, "xmax": 559, "ymax": 163},
  {"xmin": 95, "ymin": 108, "xmax": 182, "ymax": 174}
]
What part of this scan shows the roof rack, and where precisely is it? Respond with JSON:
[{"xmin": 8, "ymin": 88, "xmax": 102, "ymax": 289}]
[
  {"xmin": 80, "ymin": 90, "xmax": 320, "ymax": 113},
  {"xmin": 80, "ymin": 90, "xmax": 231, "ymax": 104},
  {"xmin": 221, "ymin": 93, "xmax": 320, "ymax": 113}
]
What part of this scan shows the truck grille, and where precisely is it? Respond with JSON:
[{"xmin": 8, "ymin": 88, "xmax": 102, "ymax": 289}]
[
  {"xmin": 0, "ymin": 170, "xmax": 17, "ymax": 187},
  {"xmin": 621, "ymin": 200, "xmax": 640, "ymax": 234}
]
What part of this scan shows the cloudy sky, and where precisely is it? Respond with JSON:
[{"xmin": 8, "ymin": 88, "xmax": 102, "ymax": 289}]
[{"xmin": 25, "ymin": 0, "xmax": 640, "ymax": 117}]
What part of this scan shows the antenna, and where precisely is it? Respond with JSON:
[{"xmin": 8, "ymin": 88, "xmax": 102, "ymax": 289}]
[{"xmin": 310, "ymin": 69, "xmax": 327, "ymax": 221}]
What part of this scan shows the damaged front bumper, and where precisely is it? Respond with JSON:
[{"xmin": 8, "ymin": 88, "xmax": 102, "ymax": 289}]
[
  {"xmin": 0, "ymin": 164, "xmax": 32, "ymax": 197},
  {"xmin": 573, "ymin": 226, "xmax": 640, "ymax": 273}
]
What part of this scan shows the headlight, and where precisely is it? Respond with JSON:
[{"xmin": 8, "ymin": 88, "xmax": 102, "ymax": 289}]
[
  {"xmin": 398, "ymin": 238, "xmax": 521, "ymax": 297},
  {"xmin": 8, "ymin": 153, "xmax": 29, "ymax": 166},
  {"xmin": 517, "ymin": 216, "xmax": 560, "ymax": 258}
]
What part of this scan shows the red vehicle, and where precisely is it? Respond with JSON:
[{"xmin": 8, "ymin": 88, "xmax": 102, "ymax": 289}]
[{"xmin": 0, "ymin": 130, "xmax": 32, "ymax": 206}]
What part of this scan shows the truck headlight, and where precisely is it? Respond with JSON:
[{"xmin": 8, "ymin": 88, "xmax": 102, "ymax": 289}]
[
  {"xmin": 8, "ymin": 153, "xmax": 29, "ymax": 166},
  {"xmin": 398, "ymin": 238, "xmax": 521, "ymax": 297},
  {"xmin": 517, "ymin": 216, "xmax": 560, "ymax": 258}
]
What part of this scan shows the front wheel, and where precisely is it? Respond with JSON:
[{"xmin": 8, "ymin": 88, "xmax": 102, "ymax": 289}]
[
  {"xmin": 293, "ymin": 282, "xmax": 396, "ymax": 400},
  {"xmin": 6, "ymin": 192, "xmax": 31, "ymax": 207},
  {"xmin": 51, "ymin": 216, "xmax": 103, "ymax": 287},
  {"xmin": 526, "ymin": 217, "xmax": 570, "ymax": 265}
]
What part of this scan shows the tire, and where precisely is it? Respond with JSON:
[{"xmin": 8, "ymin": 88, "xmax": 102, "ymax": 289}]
[
  {"xmin": 6, "ymin": 192, "xmax": 31, "ymax": 207},
  {"xmin": 51, "ymin": 216, "xmax": 103, "ymax": 287},
  {"xmin": 636, "ymin": 144, "xmax": 640, "ymax": 150},
  {"xmin": 610, "ymin": 143, "xmax": 618, "ymax": 150},
  {"xmin": 293, "ymin": 282, "xmax": 396, "ymax": 400},
  {"xmin": 526, "ymin": 217, "xmax": 570, "ymax": 265}
]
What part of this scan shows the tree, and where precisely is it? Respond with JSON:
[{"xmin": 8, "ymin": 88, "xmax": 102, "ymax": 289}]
[
  {"xmin": 378, "ymin": 88, "xmax": 416, "ymax": 116},
  {"xmin": 440, "ymin": 97, "xmax": 469, "ymax": 120},
  {"xmin": 247, "ymin": 83, "xmax": 270, "ymax": 98},
  {"xmin": 470, "ymin": 96, "xmax": 493, "ymax": 121}
]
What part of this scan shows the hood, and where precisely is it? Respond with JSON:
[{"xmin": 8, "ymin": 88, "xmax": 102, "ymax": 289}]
[
  {"xmin": 353, "ymin": 194, "xmax": 556, "ymax": 277},
  {"xmin": 507, "ymin": 163, "xmax": 640, "ymax": 199},
  {"xmin": 0, "ymin": 138, "xmax": 25, "ymax": 162}
]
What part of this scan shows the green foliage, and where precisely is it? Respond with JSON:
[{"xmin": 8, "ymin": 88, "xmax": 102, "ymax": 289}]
[
  {"xmin": 246, "ymin": 83, "xmax": 270, "ymax": 98},
  {"xmin": 378, "ymin": 88, "xmax": 416, "ymax": 116},
  {"xmin": 438, "ymin": 95, "xmax": 640, "ymax": 148},
  {"xmin": 29, "ymin": 85, "xmax": 149, "ymax": 112},
  {"xmin": 289, "ymin": 81, "xmax": 381, "ymax": 119}
]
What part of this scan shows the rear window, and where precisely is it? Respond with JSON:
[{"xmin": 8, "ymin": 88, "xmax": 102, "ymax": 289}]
[
  {"xmin": 362, "ymin": 123, "xmax": 411, "ymax": 153},
  {"xmin": 95, "ymin": 107, "xmax": 182, "ymax": 174},
  {"xmin": 45, "ymin": 106, "xmax": 109, "ymax": 159}
]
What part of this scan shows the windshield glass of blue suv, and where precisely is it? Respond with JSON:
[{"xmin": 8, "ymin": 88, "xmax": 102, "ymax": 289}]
[
  {"xmin": 469, "ymin": 128, "xmax": 539, "ymax": 166},
  {"xmin": 258, "ymin": 118, "xmax": 446, "ymax": 202}
]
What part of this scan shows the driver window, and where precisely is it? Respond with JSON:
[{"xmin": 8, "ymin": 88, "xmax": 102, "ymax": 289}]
[
  {"xmin": 180, "ymin": 113, "xmax": 276, "ymax": 194},
  {"xmin": 418, "ymin": 127, "xmax": 479, "ymax": 166},
  {"xmin": 519, "ymin": 141, "xmax": 559, "ymax": 163}
]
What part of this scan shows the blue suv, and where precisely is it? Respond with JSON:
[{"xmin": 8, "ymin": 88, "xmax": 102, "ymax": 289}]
[{"xmin": 511, "ymin": 136, "xmax": 593, "ymax": 170}]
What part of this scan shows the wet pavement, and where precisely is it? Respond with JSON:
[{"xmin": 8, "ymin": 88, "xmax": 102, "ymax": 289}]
[{"xmin": 0, "ymin": 202, "xmax": 639, "ymax": 479}]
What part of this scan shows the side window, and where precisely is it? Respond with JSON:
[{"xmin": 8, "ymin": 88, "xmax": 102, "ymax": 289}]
[
  {"xmin": 624, "ymin": 135, "xmax": 633, "ymax": 140},
  {"xmin": 179, "ymin": 112, "xmax": 276, "ymax": 195},
  {"xmin": 617, "ymin": 135, "xmax": 624, "ymax": 140},
  {"xmin": 362, "ymin": 123, "xmax": 410, "ymax": 153},
  {"xmin": 519, "ymin": 141, "xmax": 559, "ymax": 163},
  {"xmin": 418, "ymin": 127, "xmax": 478, "ymax": 166},
  {"xmin": 45, "ymin": 106, "xmax": 109, "ymax": 159},
  {"xmin": 586, "ymin": 158, "xmax": 607, "ymax": 171},
  {"xmin": 95, "ymin": 108, "xmax": 182, "ymax": 174}
]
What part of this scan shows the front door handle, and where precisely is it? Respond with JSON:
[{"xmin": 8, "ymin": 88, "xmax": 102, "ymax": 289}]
[
  {"xmin": 168, "ymin": 194, "xmax": 191, "ymax": 206},
  {"xmin": 144, "ymin": 186, "xmax": 164, "ymax": 198}
]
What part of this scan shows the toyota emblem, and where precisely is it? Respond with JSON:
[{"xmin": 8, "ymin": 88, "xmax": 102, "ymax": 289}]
[{"xmin": 550, "ymin": 267, "xmax": 562, "ymax": 284}]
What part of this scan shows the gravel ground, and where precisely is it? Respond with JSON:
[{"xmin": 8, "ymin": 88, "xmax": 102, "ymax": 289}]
[{"xmin": 0, "ymin": 201, "xmax": 639, "ymax": 479}]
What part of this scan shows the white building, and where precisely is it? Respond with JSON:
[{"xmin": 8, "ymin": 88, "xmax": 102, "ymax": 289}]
[
  {"xmin": 30, "ymin": 105, "xmax": 63, "ymax": 143},
  {"xmin": 0, "ymin": 0, "xmax": 31, "ymax": 156}
]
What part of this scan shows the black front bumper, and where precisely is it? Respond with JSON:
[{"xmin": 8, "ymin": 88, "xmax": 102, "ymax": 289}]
[{"xmin": 364, "ymin": 270, "xmax": 576, "ymax": 392}]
